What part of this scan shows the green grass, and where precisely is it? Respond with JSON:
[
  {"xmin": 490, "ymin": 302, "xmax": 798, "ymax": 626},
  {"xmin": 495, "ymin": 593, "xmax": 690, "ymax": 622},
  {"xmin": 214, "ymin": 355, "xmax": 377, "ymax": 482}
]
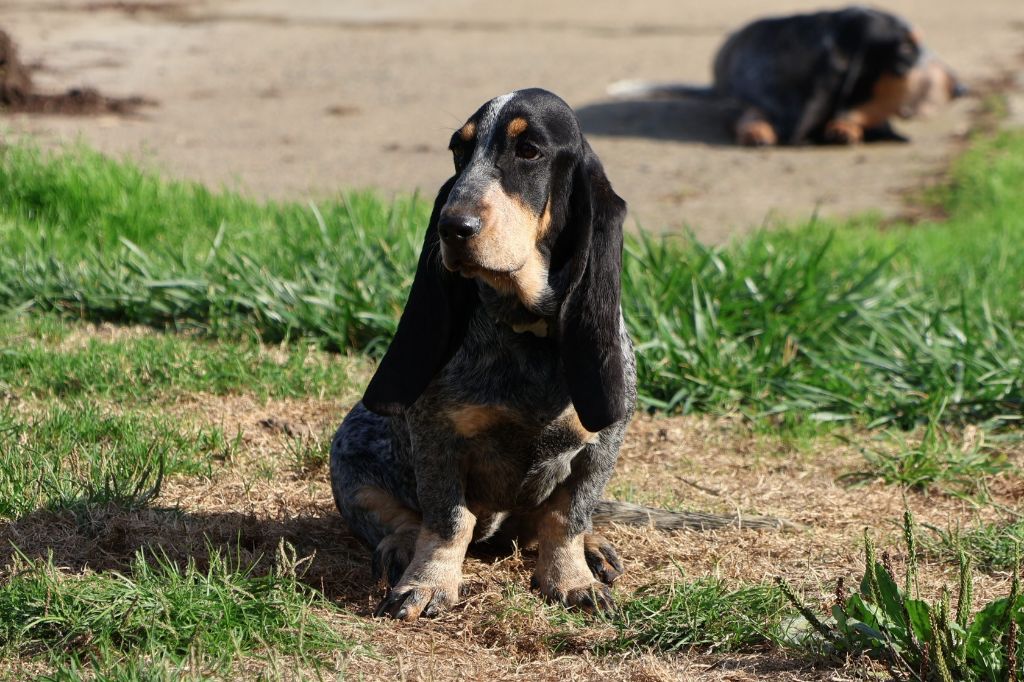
[
  {"xmin": 0, "ymin": 314, "xmax": 370, "ymax": 402},
  {"xmin": 0, "ymin": 401, "xmax": 234, "ymax": 519},
  {"xmin": 0, "ymin": 143, "xmax": 423, "ymax": 353},
  {"xmin": 924, "ymin": 519, "xmax": 1024, "ymax": 572},
  {"xmin": 838, "ymin": 410, "xmax": 1012, "ymax": 500},
  {"xmin": 547, "ymin": 573, "xmax": 790, "ymax": 654},
  {"xmin": 0, "ymin": 544, "xmax": 357, "ymax": 675},
  {"xmin": 1, "ymin": 135, "xmax": 1023, "ymax": 427},
  {"xmin": 604, "ymin": 577, "xmax": 789, "ymax": 652}
]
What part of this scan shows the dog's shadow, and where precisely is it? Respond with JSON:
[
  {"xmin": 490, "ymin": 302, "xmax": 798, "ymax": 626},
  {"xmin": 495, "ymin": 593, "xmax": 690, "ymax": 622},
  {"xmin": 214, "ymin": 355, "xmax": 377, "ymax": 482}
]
[
  {"xmin": 576, "ymin": 97, "xmax": 740, "ymax": 145},
  {"xmin": 1, "ymin": 505, "xmax": 379, "ymax": 610},
  {"xmin": 1, "ymin": 504, "xmax": 528, "ymax": 614}
]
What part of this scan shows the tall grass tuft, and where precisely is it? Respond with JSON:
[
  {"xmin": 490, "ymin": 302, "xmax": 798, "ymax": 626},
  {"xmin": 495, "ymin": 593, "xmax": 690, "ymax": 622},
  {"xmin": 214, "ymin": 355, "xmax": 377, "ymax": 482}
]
[{"xmin": 0, "ymin": 402, "xmax": 234, "ymax": 518}]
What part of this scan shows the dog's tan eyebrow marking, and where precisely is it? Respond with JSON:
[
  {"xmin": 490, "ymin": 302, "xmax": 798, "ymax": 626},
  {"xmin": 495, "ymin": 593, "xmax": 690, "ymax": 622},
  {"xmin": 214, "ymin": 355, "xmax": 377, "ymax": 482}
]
[
  {"xmin": 459, "ymin": 121, "xmax": 477, "ymax": 141},
  {"xmin": 506, "ymin": 117, "xmax": 528, "ymax": 137}
]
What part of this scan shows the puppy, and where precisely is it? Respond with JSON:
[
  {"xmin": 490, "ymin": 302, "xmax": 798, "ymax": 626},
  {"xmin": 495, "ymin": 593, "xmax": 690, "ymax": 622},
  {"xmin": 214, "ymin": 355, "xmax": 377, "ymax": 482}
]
[
  {"xmin": 331, "ymin": 88, "xmax": 636, "ymax": 620},
  {"xmin": 330, "ymin": 89, "xmax": 787, "ymax": 621},
  {"xmin": 609, "ymin": 7, "xmax": 966, "ymax": 146}
]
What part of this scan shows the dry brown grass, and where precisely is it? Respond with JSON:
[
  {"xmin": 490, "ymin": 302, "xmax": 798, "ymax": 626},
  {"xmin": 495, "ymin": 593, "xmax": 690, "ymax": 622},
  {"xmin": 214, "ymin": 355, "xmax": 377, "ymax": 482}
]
[{"xmin": 2, "ymin": 388, "xmax": 1021, "ymax": 680}]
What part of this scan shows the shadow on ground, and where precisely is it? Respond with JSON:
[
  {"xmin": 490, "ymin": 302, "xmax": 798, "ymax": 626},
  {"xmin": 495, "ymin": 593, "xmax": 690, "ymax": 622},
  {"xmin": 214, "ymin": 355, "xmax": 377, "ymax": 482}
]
[
  {"xmin": 0, "ymin": 504, "xmax": 382, "ymax": 611},
  {"xmin": 0, "ymin": 503, "xmax": 536, "ymax": 615},
  {"xmin": 576, "ymin": 97, "xmax": 739, "ymax": 145}
]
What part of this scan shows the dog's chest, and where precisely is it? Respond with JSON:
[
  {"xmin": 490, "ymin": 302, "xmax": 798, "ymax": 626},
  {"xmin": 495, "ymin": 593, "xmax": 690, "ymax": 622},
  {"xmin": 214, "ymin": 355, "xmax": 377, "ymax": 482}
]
[{"xmin": 434, "ymin": 319, "xmax": 597, "ymax": 508}]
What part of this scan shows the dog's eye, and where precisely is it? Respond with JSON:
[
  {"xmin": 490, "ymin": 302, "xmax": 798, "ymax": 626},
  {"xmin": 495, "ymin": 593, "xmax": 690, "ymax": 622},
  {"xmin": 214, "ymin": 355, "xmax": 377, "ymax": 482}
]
[{"xmin": 515, "ymin": 140, "xmax": 541, "ymax": 161}]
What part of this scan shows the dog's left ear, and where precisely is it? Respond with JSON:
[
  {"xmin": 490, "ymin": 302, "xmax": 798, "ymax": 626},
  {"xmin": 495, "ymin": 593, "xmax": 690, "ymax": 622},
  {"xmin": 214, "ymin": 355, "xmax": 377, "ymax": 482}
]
[{"xmin": 555, "ymin": 140, "xmax": 628, "ymax": 433}]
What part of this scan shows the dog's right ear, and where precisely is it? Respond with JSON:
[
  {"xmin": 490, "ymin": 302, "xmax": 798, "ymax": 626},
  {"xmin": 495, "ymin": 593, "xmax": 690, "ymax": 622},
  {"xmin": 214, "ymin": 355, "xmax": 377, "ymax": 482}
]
[{"xmin": 362, "ymin": 177, "xmax": 477, "ymax": 415}]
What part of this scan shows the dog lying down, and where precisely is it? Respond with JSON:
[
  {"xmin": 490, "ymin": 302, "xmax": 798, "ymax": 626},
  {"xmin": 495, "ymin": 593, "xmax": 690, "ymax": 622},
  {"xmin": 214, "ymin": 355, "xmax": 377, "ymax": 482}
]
[{"xmin": 609, "ymin": 7, "xmax": 966, "ymax": 146}]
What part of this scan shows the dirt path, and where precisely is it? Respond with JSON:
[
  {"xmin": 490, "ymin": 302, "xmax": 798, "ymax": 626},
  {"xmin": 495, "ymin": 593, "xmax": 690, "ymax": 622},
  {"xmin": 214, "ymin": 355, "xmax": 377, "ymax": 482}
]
[{"xmin": 1, "ymin": 0, "xmax": 1022, "ymax": 241}]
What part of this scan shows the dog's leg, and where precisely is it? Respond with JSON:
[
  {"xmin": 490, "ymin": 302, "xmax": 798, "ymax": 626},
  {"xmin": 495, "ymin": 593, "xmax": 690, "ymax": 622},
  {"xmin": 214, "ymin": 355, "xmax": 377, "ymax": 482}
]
[
  {"xmin": 531, "ymin": 423, "xmax": 627, "ymax": 612},
  {"xmin": 828, "ymin": 73, "xmax": 911, "ymax": 145},
  {"xmin": 373, "ymin": 426, "xmax": 476, "ymax": 621},
  {"xmin": 735, "ymin": 107, "xmax": 778, "ymax": 146},
  {"xmin": 331, "ymin": 404, "xmax": 424, "ymax": 587},
  {"xmin": 531, "ymin": 488, "xmax": 615, "ymax": 612},
  {"xmin": 374, "ymin": 503, "xmax": 475, "ymax": 621}
]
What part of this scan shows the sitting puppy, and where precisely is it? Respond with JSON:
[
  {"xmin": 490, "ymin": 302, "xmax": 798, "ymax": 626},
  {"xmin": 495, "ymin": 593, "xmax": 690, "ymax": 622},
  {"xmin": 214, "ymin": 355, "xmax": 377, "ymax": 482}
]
[
  {"xmin": 331, "ymin": 88, "xmax": 637, "ymax": 621},
  {"xmin": 609, "ymin": 7, "xmax": 966, "ymax": 146},
  {"xmin": 331, "ymin": 88, "xmax": 785, "ymax": 621}
]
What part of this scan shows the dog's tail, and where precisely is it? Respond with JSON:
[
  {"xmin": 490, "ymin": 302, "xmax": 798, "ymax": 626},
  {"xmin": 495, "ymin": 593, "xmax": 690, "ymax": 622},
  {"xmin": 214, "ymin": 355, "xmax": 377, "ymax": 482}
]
[
  {"xmin": 606, "ymin": 79, "xmax": 718, "ymax": 100},
  {"xmin": 593, "ymin": 500, "xmax": 792, "ymax": 531}
]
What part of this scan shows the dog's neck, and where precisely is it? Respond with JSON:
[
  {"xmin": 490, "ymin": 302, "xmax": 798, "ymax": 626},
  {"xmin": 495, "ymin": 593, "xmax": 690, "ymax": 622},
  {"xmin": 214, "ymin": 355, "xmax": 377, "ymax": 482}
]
[{"xmin": 476, "ymin": 281, "xmax": 554, "ymax": 338}]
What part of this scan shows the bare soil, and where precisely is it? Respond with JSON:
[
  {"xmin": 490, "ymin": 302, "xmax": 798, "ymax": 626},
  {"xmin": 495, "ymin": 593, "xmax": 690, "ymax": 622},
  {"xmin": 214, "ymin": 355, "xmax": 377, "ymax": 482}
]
[
  {"xmin": 0, "ymin": 27, "xmax": 150, "ymax": 115},
  {"xmin": 0, "ymin": 0, "xmax": 1022, "ymax": 241}
]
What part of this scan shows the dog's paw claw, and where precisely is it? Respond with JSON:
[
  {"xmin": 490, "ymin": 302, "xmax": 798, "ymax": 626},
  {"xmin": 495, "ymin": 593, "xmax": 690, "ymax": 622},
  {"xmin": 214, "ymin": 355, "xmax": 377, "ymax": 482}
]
[
  {"xmin": 374, "ymin": 583, "xmax": 458, "ymax": 621},
  {"xmin": 583, "ymin": 533, "xmax": 624, "ymax": 585},
  {"xmin": 532, "ymin": 576, "xmax": 616, "ymax": 614},
  {"xmin": 564, "ymin": 583, "xmax": 616, "ymax": 614}
]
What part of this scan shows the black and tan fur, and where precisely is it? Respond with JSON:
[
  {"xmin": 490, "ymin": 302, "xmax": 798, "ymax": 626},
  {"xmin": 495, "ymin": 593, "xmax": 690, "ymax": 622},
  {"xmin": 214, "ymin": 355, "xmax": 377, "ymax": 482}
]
[
  {"xmin": 609, "ymin": 7, "xmax": 966, "ymax": 146},
  {"xmin": 330, "ymin": 89, "xmax": 783, "ymax": 622}
]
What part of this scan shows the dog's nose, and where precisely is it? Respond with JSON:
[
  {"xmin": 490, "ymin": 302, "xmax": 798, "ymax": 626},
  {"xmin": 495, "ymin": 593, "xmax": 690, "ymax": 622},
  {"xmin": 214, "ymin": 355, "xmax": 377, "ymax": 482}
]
[
  {"xmin": 438, "ymin": 214, "xmax": 481, "ymax": 242},
  {"xmin": 951, "ymin": 81, "xmax": 968, "ymax": 99}
]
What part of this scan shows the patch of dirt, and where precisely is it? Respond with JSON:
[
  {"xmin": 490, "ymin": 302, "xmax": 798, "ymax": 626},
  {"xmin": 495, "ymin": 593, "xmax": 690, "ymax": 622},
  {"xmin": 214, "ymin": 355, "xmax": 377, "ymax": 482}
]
[
  {"xmin": 2, "ymin": 391, "xmax": 1021, "ymax": 680},
  {"xmin": 0, "ymin": 27, "xmax": 151, "ymax": 115},
  {"xmin": 53, "ymin": 320, "xmax": 174, "ymax": 349}
]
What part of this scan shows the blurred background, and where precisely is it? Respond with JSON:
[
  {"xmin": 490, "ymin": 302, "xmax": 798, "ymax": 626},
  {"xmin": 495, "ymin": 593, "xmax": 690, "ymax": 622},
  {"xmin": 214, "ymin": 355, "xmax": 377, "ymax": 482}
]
[{"xmin": 2, "ymin": 0, "xmax": 1022, "ymax": 240}]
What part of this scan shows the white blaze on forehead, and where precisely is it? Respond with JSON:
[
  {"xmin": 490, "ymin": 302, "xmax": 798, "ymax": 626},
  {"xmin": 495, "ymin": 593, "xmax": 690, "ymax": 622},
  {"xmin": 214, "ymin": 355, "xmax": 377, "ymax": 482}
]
[{"xmin": 471, "ymin": 90, "xmax": 517, "ymax": 161}]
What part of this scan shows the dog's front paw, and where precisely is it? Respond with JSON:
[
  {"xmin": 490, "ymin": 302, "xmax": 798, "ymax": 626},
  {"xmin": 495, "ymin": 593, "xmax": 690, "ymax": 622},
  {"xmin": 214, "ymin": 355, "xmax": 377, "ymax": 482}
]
[
  {"xmin": 583, "ymin": 533, "xmax": 624, "ymax": 585},
  {"xmin": 374, "ymin": 580, "xmax": 461, "ymax": 621},
  {"xmin": 824, "ymin": 119, "xmax": 864, "ymax": 145},
  {"xmin": 735, "ymin": 108, "xmax": 778, "ymax": 146},
  {"xmin": 531, "ymin": 572, "xmax": 616, "ymax": 614},
  {"xmin": 737, "ymin": 121, "xmax": 778, "ymax": 147}
]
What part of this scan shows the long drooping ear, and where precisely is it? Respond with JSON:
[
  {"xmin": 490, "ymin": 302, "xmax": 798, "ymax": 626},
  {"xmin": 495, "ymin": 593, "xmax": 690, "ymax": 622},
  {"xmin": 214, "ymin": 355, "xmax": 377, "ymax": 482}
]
[
  {"xmin": 556, "ymin": 140, "xmax": 628, "ymax": 433},
  {"xmin": 362, "ymin": 177, "xmax": 477, "ymax": 415}
]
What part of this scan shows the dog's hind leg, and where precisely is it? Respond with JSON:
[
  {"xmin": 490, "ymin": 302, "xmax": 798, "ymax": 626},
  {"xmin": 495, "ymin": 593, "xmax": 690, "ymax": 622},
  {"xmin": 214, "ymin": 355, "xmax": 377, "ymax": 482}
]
[
  {"xmin": 735, "ymin": 107, "xmax": 778, "ymax": 146},
  {"xmin": 330, "ymin": 403, "xmax": 421, "ymax": 587}
]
